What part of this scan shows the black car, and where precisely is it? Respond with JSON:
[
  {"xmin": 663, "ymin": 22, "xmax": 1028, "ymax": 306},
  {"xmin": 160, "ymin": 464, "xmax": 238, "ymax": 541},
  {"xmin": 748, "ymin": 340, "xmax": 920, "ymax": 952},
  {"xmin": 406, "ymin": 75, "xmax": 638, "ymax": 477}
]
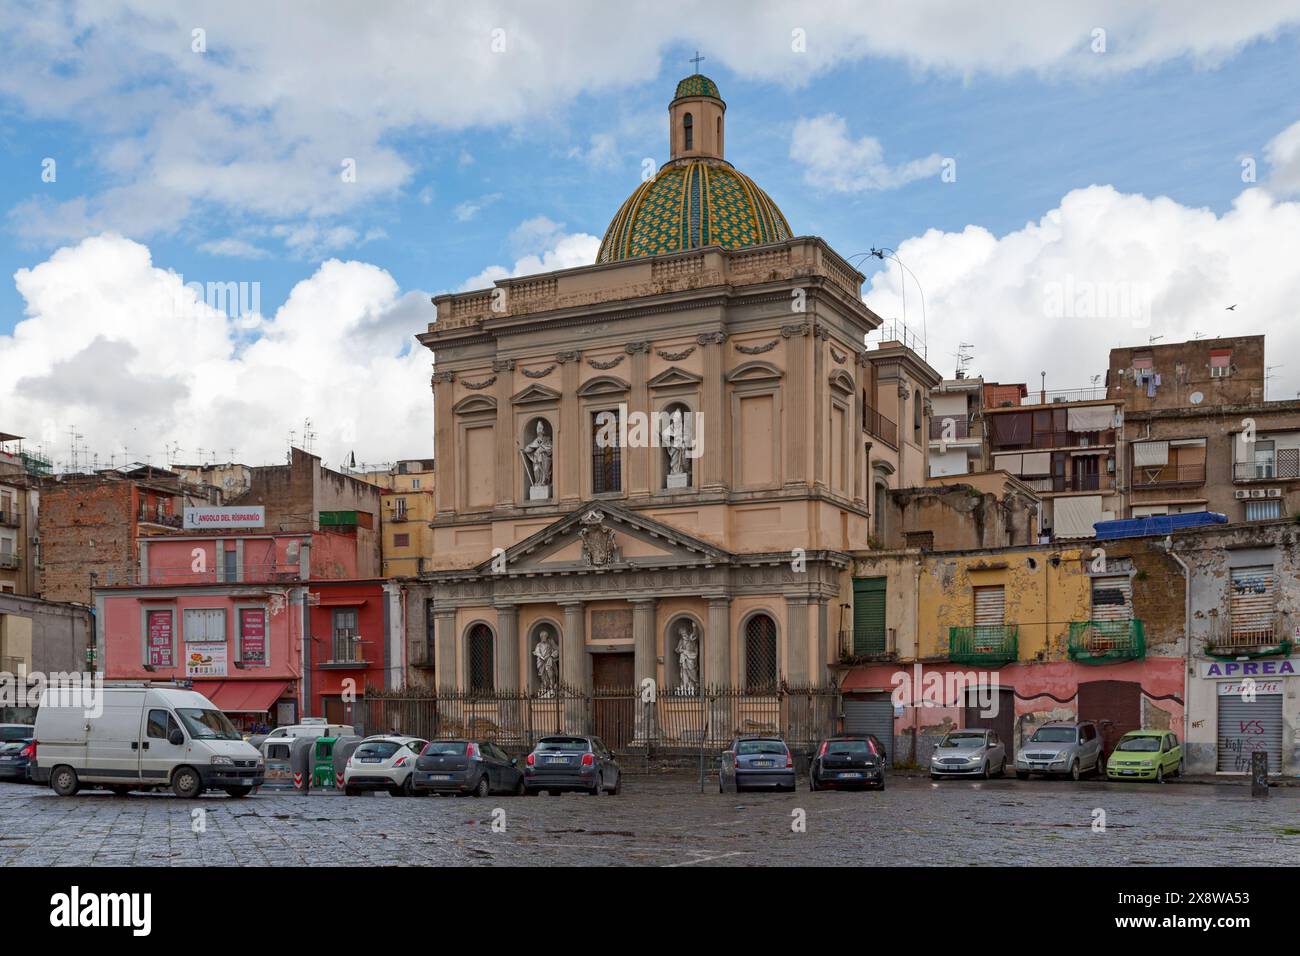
[
  {"xmin": 0, "ymin": 738, "xmax": 36, "ymax": 783},
  {"xmin": 413, "ymin": 739, "xmax": 524, "ymax": 796},
  {"xmin": 523, "ymin": 735, "xmax": 621, "ymax": 796},
  {"xmin": 809, "ymin": 735, "xmax": 885, "ymax": 791}
]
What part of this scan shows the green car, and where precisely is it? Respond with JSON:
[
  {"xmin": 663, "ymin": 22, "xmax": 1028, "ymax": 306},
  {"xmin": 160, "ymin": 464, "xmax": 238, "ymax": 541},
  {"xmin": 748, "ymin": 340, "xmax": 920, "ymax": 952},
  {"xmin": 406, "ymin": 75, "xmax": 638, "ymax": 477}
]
[{"xmin": 1106, "ymin": 730, "xmax": 1183, "ymax": 782}]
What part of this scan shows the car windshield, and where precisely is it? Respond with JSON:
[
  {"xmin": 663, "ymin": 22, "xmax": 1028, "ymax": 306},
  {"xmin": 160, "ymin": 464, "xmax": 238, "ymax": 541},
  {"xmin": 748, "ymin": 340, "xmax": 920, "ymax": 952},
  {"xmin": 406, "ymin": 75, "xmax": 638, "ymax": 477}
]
[
  {"xmin": 176, "ymin": 708, "xmax": 241, "ymax": 741},
  {"xmin": 1029, "ymin": 727, "xmax": 1076, "ymax": 743},
  {"xmin": 536, "ymin": 738, "xmax": 590, "ymax": 752},
  {"xmin": 736, "ymin": 739, "xmax": 786, "ymax": 755},
  {"xmin": 422, "ymin": 741, "xmax": 469, "ymax": 756},
  {"xmin": 0, "ymin": 726, "xmax": 34, "ymax": 742},
  {"xmin": 939, "ymin": 733, "xmax": 986, "ymax": 749},
  {"xmin": 356, "ymin": 742, "xmax": 402, "ymax": 759},
  {"xmin": 1116, "ymin": 736, "xmax": 1161, "ymax": 752},
  {"xmin": 826, "ymin": 740, "xmax": 872, "ymax": 755}
]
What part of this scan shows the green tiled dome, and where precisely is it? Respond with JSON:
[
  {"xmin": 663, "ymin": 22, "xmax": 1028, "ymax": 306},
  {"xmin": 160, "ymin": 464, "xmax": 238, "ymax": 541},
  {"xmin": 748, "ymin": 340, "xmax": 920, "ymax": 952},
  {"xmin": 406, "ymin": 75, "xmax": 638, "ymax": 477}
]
[
  {"xmin": 597, "ymin": 160, "xmax": 794, "ymax": 263},
  {"xmin": 673, "ymin": 74, "xmax": 721, "ymax": 101}
]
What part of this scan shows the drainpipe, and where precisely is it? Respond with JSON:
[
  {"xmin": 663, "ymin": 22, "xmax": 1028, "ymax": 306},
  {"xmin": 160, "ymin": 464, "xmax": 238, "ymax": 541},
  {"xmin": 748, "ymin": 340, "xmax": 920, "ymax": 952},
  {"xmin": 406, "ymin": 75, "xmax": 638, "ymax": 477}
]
[{"xmin": 1163, "ymin": 537, "xmax": 1192, "ymax": 751}]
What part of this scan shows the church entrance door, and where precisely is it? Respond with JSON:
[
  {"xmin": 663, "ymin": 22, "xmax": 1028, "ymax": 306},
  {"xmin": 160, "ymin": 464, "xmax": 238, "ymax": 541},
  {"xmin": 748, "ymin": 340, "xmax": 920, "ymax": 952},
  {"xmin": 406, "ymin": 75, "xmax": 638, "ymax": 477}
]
[{"xmin": 591, "ymin": 652, "xmax": 635, "ymax": 748}]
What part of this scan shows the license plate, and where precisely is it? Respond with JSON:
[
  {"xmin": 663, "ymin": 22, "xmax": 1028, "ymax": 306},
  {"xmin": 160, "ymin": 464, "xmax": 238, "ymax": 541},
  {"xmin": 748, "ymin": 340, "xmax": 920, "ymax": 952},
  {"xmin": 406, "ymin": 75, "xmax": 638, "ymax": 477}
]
[
  {"xmin": 754, "ymin": 760, "xmax": 773, "ymax": 767},
  {"xmin": 427, "ymin": 774, "xmax": 450, "ymax": 781},
  {"xmin": 1120, "ymin": 770, "xmax": 1137, "ymax": 776},
  {"xmin": 1031, "ymin": 763, "xmax": 1048, "ymax": 768},
  {"xmin": 547, "ymin": 755, "xmax": 567, "ymax": 763},
  {"xmin": 361, "ymin": 757, "xmax": 381, "ymax": 763},
  {"xmin": 839, "ymin": 772, "xmax": 862, "ymax": 778}
]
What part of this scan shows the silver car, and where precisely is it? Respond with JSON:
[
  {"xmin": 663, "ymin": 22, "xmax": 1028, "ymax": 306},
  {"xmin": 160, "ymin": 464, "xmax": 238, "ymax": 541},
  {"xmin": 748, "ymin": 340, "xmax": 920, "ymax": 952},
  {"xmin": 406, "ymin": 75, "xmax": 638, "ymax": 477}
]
[
  {"xmin": 1015, "ymin": 720, "xmax": 1104, "ymax": 780},
  {"xmin": 930, "ymin": 729, "xmax": 1007, "ymax": 779}
]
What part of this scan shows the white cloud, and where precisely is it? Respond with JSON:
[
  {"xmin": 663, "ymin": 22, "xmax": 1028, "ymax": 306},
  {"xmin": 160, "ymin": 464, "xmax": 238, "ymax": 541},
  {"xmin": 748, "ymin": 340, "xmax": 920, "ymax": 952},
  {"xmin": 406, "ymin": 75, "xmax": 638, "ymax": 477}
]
[
  {"xmin": 1, "ymin": 234, "xmax": 434, "ymax": 468},
  {"xmin": 2, "ymin": 2, "xmax": 1296, "ymax": 241},
  {"xmin": 791, "ymin": 114, "xmax": 943, "ymax": 192},
  {"xmin": 199, "ymin": 237, "xmax": 269, "ymax": 259},
  {"xmin": 1264, "ymin": 118, "xmax": 1300, "ymax": 196},
  {"xmin": 459, "ymin": 218, "xmax": 600, "ymax": 291},
  {"xmin": 453, "ymin": 194, "xmax": 503, "ymax": 222},
  {"xmin": 864, "ymin": 183, "xmax": 1300, "ymax": 398}
]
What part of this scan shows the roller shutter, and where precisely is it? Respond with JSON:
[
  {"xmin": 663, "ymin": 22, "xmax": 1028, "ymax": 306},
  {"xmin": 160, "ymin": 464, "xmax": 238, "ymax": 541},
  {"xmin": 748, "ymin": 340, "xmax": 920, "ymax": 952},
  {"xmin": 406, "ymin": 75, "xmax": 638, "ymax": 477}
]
[
  {"xmin": 974, "ymin": 587, "xmax": 1005, "ymax": 625},
  {"xmin": 843, "ymin": 696, "xmax": 894, "ymax": 767},
  {"xmin": 1216, "ymin": 692, "xmax": 1283, "ymax": 774},
  {"xmin": 852, "ymin": 578, "xmax": 887, "ymax": 655},
  {"xmin": 1091, "ymin": 576, "xmax": 1132, "ymax": 622},
  {"xmin": 1230, "ymin": 567, "xmax": 1275, "ymax": 643}
]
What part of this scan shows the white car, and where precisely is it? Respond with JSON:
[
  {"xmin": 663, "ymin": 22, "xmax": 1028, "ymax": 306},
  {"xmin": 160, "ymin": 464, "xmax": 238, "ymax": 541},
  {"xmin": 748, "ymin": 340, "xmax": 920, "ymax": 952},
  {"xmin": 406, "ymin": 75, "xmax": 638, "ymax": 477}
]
[{"xmin": 342, "ymin": 735, "xmax": 428, "ymax": 796}]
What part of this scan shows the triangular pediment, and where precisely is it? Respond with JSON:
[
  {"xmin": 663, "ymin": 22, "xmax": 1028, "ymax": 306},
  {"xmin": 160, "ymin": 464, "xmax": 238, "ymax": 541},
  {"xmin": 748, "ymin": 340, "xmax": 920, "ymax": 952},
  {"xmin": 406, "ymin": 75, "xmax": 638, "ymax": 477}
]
[
  {"xmin": 647, "ymin": 366, "xmax": 703, "ymax": 389},
  {"xmin": 511, "ymin": 383, "xmax": 561, "ymax": 405},
  {"xmin": 476, "ymin": 500, "xmax": 731, "ymax": 575}
]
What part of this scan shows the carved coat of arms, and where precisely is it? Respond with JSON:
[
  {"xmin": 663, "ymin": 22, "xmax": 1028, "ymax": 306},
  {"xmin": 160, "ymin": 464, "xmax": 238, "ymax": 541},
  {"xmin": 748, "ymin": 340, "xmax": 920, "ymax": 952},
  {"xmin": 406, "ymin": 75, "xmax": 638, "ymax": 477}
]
[{"xmin": 578, "ymin": 509, "xmax": 619, "ymax": 567}]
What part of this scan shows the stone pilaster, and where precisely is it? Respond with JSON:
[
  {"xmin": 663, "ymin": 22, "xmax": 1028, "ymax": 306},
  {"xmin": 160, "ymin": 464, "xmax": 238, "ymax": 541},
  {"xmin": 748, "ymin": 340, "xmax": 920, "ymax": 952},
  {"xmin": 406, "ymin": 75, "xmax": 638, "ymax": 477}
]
[
  {"xmin": 627, "ymin": 342, "xmax": 651, "ymax": 496},
  {"xmin": 558, "ymin": 351, "xmax": 581, "ymax": 504},
  {"xmin": 784, "ymin": 595, "xmax": 812, "ymax": 685},
  {"xmin": 432, "ymin": 372, "xmax": 456, "ymax": 514},
  {"xmin": 434, "ymin": 609, "xmax": 457, "ymax": 691},
  {"xmin": 698, "ymin": 331, "xmax": 727, "ymax": 491},
  {"xmin": 560, "ymin": 601, "xmax": 587, "ymax": 692},
  {"xmin": 706, "ymin": 597, "xmax": 732, "ymax": 687},
  {"xmin": 494, "ymin": 604, "xmax": 520, "ymax": 691},
  {"xmin": 631, "ymin": 598, "xmax": 658, "ymax": 740}
]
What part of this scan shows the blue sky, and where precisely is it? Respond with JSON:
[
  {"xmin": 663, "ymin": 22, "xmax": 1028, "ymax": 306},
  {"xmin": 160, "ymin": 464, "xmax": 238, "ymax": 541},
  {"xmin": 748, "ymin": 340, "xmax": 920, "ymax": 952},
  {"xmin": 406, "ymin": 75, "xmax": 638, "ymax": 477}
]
[{"xmin": 2, "ymin": 2, "xmax": 1299, "ymax": 468}]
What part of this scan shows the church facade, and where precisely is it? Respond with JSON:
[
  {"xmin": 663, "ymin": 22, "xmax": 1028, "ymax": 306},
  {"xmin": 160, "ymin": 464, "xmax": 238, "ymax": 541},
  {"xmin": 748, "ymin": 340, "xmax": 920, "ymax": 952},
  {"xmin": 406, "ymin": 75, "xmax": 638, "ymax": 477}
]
[{"xmin": 402, "ymin": 75, "xmax": 938, "ymax": 708}]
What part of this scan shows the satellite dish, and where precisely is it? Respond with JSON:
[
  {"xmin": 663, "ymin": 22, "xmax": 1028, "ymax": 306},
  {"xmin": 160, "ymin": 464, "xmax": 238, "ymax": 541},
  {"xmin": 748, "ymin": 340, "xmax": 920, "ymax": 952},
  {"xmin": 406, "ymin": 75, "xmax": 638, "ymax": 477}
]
[{"xmin": 1189, "ymin": 391, "xmax": 1204, "ymax": 405}]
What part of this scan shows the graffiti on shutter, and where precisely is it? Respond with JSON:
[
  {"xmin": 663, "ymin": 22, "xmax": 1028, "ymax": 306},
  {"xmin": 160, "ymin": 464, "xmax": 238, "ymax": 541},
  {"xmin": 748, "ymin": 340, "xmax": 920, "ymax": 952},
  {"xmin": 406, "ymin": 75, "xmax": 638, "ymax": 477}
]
[
  {"xmin": 1091, "ymin": 576, "xmax": 1132, "ymax": 622},
  {"xmin": 1230, "ymin": 566, "xmax": 1275, "ymax": 644},
  {"xmin": 974, "ymin": 587, "xmax": 1005, "ymax": 625},
  {"xmin": 1216, "ymin": 692, "xmax": 1283, "ymax": 773}
]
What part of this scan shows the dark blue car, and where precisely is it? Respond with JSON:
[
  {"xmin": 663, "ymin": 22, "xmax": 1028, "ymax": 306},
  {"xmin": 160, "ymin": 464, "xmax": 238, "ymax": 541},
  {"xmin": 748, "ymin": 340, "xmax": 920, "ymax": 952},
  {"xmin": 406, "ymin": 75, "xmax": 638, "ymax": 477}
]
[
  {"xmin": 0, "ymin": 738, "xmax": 36, "ymax": 783},
  {"xmin": 721, "ymin": 736, "xmax": 796, "ymax": 793}
]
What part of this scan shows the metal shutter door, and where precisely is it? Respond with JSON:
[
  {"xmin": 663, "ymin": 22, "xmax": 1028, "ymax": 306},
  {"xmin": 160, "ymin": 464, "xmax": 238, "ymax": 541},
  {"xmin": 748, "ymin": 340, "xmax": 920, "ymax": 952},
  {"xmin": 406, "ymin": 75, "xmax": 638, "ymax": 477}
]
[
  {"xmin": 1091, "ymin": 576, "xmax": 1132, "ymax": 621},
  {"xmin": 852, "ymin": 578, "xmax": 886, "ymax": 655},
  {"xmin": 1216, "ymin": 693, "xmax": 1283, "ymax": 773},
  {"xmin": 974, "ymin": 587, "xmax": 1005, "ymax": 625},
  {"xmin": 1230, "ymin": 567, "xmax": 1275, "ymax": 642},
  {"xmin": 843, "ymin": 697, "xmax": 894, "ymax": 768}
]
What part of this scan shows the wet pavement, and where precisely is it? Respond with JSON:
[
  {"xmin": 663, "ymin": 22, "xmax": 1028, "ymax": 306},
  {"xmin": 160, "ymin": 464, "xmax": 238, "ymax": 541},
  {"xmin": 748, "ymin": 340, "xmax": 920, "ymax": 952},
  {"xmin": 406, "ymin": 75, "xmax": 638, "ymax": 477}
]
[{"xmin": 1, "ymin": 775, "xmax": 1297, "ymax": 866}]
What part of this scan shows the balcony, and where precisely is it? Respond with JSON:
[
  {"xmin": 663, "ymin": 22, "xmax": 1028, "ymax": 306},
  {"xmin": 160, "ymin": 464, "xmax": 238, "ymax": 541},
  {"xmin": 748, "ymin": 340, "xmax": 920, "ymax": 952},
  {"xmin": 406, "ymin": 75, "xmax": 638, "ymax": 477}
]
[
  {"xmin": 1021, "ymin": 474, "xmax": 1115, "ymax": 494},
  {"xmin": 1068, "ymin": 619, "xmax": 1146, "ymax": 664},
  {"xmin": 864, "ymin": 406, "xmax": 898, "ymax": 449},
  {"xmin": 948, "ymin": 625, "xmax": 1019, "ymax": 666},
  {"xmin": 1131, "ymin": 464, "xmax": 1206, "ymax": 488},
  {"xmin": 929, "ymin": 416, "xmax": 977, "ymax": 441},
  {"xmin": 0, "ymin": 553, "xmax": 18, "ymax": 571},
  {"xmin": 319, "ymin": 631, "xmax": 370, "ymax": 669},
  {"xmin": 1233, "ymin": 460, "xmax": 1299, "ymax": 482},
  {"xmin": 0, "ymin": 509, "xmax": 19, "ymax": 528},
  {"xmin": 1206, "ymin": 614, "xmax": 1294, "ymax": 659},
  {"xmin": 137, "ymin": 509, "xmax": 183, "ymax": 529}
]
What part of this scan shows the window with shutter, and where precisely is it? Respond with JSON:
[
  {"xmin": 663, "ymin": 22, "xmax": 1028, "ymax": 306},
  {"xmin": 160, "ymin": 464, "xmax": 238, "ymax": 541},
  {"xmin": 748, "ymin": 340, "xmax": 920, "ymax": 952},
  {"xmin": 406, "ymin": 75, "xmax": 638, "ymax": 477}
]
[
  {"xmin": 1229, "ymin": 566, "xmax": 1275, "ymax": 646},
  {"xmin": 1091, "ymin": 576, "xmax": 1132, "ymax": 622},
  {"xmin": 852, "ymin": 578, "xmax": 887, "ymax": 655}
]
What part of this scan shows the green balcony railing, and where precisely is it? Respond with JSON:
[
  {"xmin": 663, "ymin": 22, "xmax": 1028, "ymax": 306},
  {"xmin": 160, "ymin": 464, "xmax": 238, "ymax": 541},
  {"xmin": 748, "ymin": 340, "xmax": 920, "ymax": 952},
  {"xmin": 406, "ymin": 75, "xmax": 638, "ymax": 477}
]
[
  {"xmin": 1068, "ymin": 619, "xmax": 1146, "ymax": 664},
  {"xmin": 949, "ymin": 625, "xmax": 1018, "ymax": 665}
]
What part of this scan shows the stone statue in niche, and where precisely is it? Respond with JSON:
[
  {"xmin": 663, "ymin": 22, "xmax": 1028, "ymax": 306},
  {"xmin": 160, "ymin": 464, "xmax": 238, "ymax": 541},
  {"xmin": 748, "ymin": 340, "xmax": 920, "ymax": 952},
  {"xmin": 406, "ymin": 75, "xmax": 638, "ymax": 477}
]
[
  {"xmin": 662, "ymin": 408, "xmax": 690, "ymax": 488},
  {"xmin": 675, "ymin": 620, "xmax": 700, "ymax": 695},
  {"xmin": 523, "ymin": 420, "xmax": 552, "ymax": 499},
  {"xmin": 533, "ymin": 627, "xmax": 559, "ymax": 697}
]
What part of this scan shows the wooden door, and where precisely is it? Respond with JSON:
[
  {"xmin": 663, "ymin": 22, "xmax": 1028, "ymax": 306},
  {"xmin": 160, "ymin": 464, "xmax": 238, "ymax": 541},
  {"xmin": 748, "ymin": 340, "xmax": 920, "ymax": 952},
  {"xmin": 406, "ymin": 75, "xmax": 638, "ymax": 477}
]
[{"xmin": 591, "ymin": 653, "xmax": 635, "ymax": 748}]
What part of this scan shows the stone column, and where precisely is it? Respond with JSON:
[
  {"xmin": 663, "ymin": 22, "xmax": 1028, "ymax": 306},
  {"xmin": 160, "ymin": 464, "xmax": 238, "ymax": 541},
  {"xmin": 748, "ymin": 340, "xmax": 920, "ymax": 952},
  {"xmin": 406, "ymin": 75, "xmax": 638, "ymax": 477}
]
[
  {"xmin": 494, "ymin": 604, "xmax": 520, "ymax": 691},
  {"xmin": 816, "ymin": 597, "xmax": 830, "ymax": 687},
  {"xmin": 782, "ymin": 323, "xmax": 810, "ymax": 487},
  {"xmin": 784, "ymin": 595, "xmax": 812, "ymax": 686},
  {"xmin": 706, "ymin": 597, "xmax": 732, "ymax": 688},
  {"xmin": 627, "ymin": 342, "xmax": 651, "ymax": 497},
  {"xmin": 631, "ymin": 598, "xmax": 658, "ymax": 741},
  {"xmin": 434, "ymin": 609, "xmax": 457, "ymax": 691},
  {"xmin": 432, "ymin": 372, "xmax": 456, "ymax": 515},
  {"xmin": 560, "ymin": 601, "xmax": 587, "ymax": 735}
]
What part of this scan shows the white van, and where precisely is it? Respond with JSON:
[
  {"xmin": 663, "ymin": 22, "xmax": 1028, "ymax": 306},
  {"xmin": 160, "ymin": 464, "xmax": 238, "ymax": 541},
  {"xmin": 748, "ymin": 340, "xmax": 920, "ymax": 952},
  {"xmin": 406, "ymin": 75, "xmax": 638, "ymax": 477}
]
[{"xmin": 33, "ymin": 681, "xmax": 265, "ymax": 798}]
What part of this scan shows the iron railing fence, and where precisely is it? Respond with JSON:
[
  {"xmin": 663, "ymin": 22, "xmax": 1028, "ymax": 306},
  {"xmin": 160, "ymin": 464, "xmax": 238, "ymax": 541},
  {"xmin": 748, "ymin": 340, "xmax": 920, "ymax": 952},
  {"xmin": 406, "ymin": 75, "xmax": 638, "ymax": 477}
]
[{"xmin": 363, "ymin": 683, "xmax": 841, "ymax": 752}]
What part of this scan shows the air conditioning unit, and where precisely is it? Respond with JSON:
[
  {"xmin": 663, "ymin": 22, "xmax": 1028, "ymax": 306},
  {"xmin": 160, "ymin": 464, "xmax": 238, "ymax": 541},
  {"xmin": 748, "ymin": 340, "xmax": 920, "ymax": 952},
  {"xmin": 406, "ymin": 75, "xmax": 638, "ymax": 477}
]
[
  {"xmin": 1234, "ymin": 490, "xmax": 1248, "ymax": 499},
  {"xmin": 1250, "ymin": 489, "xmax": 1265, "ymax": 498},
  {"xmin": 1267, "ymin": 488, "xmax": 1282, "ymax": 498}
]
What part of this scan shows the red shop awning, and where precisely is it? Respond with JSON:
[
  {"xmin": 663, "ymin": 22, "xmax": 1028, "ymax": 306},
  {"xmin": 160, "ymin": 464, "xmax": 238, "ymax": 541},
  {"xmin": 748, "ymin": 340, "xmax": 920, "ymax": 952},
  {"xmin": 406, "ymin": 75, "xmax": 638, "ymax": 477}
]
[{"xmin": 198, "ymin": 680, "xmax": 291, "ymax": 713}]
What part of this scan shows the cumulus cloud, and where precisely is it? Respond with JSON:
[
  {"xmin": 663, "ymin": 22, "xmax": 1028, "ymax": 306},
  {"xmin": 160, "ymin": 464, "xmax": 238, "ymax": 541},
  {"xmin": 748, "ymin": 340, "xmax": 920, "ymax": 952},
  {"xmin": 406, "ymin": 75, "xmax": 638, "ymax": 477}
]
[
  {"xmin": 459, "ymin": 217, "xmax": 600, "ymax": 291},
  {"xmin": 791, "ymin": 114, "xmax": 943, "ymax": 192},
  {"xmin": 1, "ymin": 234, "xmax": 434, "ymax": 469},
  {"xmin": 1263, "ymin": 118, "xmax": 1300, "ymax": 196},
  {"xmin": 2, "ymin": 1, "xmax": 1296, "ymax": 244},
  {"xmin": 863, "ymin": 184, "xmax": 1300, "ymax": 398}
]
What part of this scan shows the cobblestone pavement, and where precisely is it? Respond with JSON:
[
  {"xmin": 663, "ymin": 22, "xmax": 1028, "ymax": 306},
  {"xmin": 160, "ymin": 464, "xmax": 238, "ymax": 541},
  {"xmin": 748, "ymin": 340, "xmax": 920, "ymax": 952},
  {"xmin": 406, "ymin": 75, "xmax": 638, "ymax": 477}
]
[{"xmin": 1, "ymin": 775, "xmax": 1297, "ymax": 866}]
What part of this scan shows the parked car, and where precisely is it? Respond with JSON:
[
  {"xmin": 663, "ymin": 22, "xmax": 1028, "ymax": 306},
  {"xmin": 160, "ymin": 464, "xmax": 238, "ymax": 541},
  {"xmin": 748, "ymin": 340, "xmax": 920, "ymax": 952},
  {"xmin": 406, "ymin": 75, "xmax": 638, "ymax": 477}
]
[
  {"xmin": 809, "ymin": 736, "xmax": 885, "ymax": 791},
  {"xmin": 33, "ymin": 682, "xmax": 264, "ymax": 797},
  {"xmin": 0, "ymin": 737, "xmax": 36, "ymax": 782},
  {"xmin": 342, "ymin": 735, "xmax": 428, "ymax": 796},
  {"xmin": 1106, "ymin": 730, "xmax": 1183, "ymax": 783},
  {"xmin": 930, "ymin": 729, "xmax": 1007, "ymax": 780},
  {"xmin": 523, "ymin": 735, "xmax": 621, "ymax": 796},
  {"xmin": 413, "ymin": 739, "xmax": 524, "ymax": 796},
  {"xmin": 1015, "ymin": 720, "xmax": 1104, "ymax": 780},
  {"xmin": 256, "ymin": 720, "xmax": 356, "ymax": 756},
  {"xmin": 721, "ymin": 736, "xmax": 796, "ymax": 793},
  {"xmin": 0, "ymin": 723, "xmax": 35, "ymax": 743}
]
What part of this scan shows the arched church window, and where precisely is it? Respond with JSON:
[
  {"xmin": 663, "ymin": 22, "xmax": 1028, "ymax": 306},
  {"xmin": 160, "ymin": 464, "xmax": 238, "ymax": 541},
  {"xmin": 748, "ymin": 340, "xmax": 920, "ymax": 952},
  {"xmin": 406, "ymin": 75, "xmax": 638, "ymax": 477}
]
[
  {"xmin": 467, "ymin": 623, "xmax": 494, "ymax": 694},
  {"xmin": 592, "ymin": 409, "xmax": 622, "ymax": 494},
  {"xmin": 660, "ymin": 401, "xmax": 693, "ymax": 489},
  {"xmin": 744, "ymin": 613, "xmax": 777, "ymax": 692},
  {"xmin": 522, "ymin": 417, "xmax": 553, "ymax": 499},
  {"xmin": 683, "ymin": 112, "xmax": 693, "ymax": 150}
]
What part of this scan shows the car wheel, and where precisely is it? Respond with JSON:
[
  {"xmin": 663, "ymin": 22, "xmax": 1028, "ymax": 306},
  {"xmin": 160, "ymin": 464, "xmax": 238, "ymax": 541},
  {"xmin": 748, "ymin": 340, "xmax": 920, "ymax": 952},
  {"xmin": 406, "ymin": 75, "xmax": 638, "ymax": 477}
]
[
  {"xmin": 930, "ymin": 773, "xmax": 940, "ymax": 781},
  {"xmin": 809, "ymin": 775, "xmax": 820, "ymax": 792},
  {"xmin": 1156, "ymin": 764, "xmax": 1165, "ymax": 784},
  {"xmin": 50, "ymin": 765, "xmax": 79, "ymax": 797},
  {"xmin": 171, "ymin": 766, "xmax": 203, "ymax": 799},
  {"xmin": 513, "ymin": 776, "xmax": 526, "ymax": 796},
  {"xmin": 981, "ymin": 761, "xmax": 990, "ymax": 780},
  {"xmin": 609, "ymin": 772, "xmax": 621, "ymax": 796},
  {"xmin": 224, "ymin": 786, "xmax": 253, "ymax": 798},
  {"xmin": 474, "ymin": 775, "xmax": 490, "ymax": 798},
  {"xmin": 588, "ymin": 775, "xmax": 602, "ymax": 796},
  {"xmin": 1015, "ymin": 771, "xmax": 1029, "ymax": 781},
  {"xmin": 1095, "ymin": 755, "xmax": 1105, "ymax": 777},
  {"xmin": 1069, "ymin": 759, "xmax": 1081, "ymax": 782}
]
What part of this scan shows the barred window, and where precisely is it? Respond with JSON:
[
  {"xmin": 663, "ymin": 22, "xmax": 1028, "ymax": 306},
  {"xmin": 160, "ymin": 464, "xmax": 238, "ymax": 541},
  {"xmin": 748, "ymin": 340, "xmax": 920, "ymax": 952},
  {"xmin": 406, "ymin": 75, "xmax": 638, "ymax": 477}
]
[
  {"xmin": 744, "ymin": 614, "xmax": 778, "ymax": 692},
  {"xmin": 592, "ymin": 409, "xmax": 622, "ymax": 494},
  {"xmin": 467, "ymin": 623, "xmax": 494, "ymax": 693}
]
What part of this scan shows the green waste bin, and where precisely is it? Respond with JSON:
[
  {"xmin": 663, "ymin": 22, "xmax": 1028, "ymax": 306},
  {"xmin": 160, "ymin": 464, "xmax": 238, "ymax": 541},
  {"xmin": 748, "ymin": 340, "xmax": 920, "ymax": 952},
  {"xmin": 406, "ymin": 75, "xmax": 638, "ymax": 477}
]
[{"xmin": 312, "ymin": 737, "xmax": 338, "ymax": 788}]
